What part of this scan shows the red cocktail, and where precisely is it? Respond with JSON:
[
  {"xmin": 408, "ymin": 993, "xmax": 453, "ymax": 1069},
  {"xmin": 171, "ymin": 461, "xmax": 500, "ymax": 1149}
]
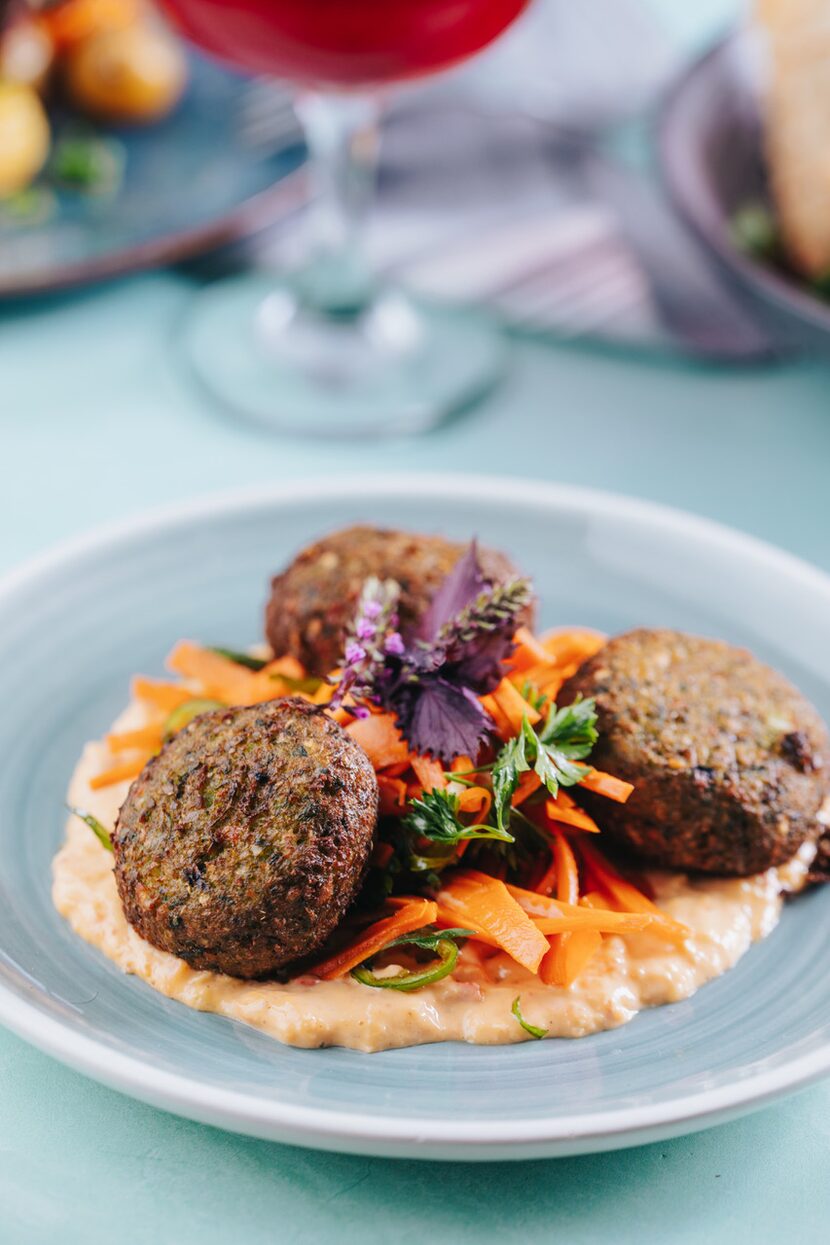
[
  {"xmin": 163, "ymin": 0, "xmax": 532, "ymax": 436},
  {"xmin": 163, "ymin": 0, "xmax": 530, "ymax": 88}
]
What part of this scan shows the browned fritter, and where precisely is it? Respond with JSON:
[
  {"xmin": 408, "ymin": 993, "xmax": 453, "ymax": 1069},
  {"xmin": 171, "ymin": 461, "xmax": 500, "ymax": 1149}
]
[
  {"xmin": 264, "ymin": 525, "xmax": 534, "ymax": 676},
  {"xmin": 113, "ymin": 698, "xmax": 378, "ymax": 978},
  {"xmin": 561, "ymin": 628, "xmax": 830, "ymax": 876}
]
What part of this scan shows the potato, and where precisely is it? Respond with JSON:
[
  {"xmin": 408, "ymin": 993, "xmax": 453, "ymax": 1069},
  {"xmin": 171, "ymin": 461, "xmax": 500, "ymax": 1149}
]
[
  {"xmin": 0, "ymin": 82, "xmax": 51, "ymax": 197},
  {"xmin": 64, "ymin": 23, "xmax": 187, "ymax": 124}
]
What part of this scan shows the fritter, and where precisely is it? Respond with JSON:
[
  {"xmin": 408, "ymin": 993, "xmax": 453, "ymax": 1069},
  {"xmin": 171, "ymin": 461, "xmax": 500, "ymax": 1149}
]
[
  {"xmin": 113, "ymin": 698, "xmax": 378, "ymax": 978},
  {"xmin": 561, "ymin": 628, "xmax": 830, "ymax": 876},
  {"xmin": 264, "ymin": 525, "xmax": 533, "ymax": 676}
]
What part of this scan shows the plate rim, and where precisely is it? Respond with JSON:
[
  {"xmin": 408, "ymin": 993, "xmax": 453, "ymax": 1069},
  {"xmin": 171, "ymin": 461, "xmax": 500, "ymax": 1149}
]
[
  {"xmin": 657, "ymin": 29, "xmax": 830, "ymax": 340},
  {"xmin": 2, "ymin": 471, "xmax": 830, "ymax": 1158}
]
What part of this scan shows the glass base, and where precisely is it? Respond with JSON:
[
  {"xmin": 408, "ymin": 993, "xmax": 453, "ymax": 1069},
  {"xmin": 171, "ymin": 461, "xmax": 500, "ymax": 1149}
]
[{"xmin": 181, "ymin": 274, "xmax": 506, "ymax": 437}]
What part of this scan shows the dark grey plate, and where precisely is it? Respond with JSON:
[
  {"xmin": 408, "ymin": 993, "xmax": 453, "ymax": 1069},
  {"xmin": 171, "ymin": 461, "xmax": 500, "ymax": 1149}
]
[
  {"xmin": 0, "ymin": 53, "xmax": 306, "ymax": 299},
  {"xmin": 658, "ymin": 32, "xmax": 830, "ymax": 352}
]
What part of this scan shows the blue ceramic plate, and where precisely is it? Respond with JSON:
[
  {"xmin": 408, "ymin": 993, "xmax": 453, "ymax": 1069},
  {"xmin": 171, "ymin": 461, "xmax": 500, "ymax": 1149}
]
[
  {"xmin": 0, "ymin": 475, "xmax": 829, "ymax": 1160},
  {"xmin": 0, "ymin": 54, "xmax": 305, "ymax": 298}
]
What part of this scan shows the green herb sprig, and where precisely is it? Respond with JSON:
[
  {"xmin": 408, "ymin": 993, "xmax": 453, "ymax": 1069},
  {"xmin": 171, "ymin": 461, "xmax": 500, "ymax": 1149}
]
[{"xmin": 512, "ymin": 996, "xmax": 548, "ymax": 1040}]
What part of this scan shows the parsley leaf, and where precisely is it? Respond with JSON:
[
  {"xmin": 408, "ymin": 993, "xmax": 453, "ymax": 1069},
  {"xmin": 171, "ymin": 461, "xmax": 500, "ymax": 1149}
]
[
  {"xmin": 404, "ymin": 788, "xmax": 514, "ymax": 844},
  {"xmin": 491, "ymin": 730, "xmax": 530, "ymax": 831},
  {"xmin": 490, "ymin": 697, "xmax": 599, "ymax": 825}
]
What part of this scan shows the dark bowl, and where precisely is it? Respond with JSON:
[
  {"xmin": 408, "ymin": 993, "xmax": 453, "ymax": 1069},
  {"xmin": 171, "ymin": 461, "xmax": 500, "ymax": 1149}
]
[{"xmin": 658, "ymin": 31, "xmax": 830, "ymax": 352}]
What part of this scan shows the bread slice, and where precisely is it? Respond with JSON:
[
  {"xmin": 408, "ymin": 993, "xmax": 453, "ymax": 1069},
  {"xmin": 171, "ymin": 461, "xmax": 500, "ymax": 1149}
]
[{"xmin": 756, "ymin": 0, "xmax": 830, "ymax": 276}]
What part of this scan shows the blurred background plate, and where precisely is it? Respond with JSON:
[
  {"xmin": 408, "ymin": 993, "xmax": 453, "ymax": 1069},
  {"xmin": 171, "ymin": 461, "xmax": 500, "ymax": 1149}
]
[
  {"xmin": 0, "ymin": 475, "xmax": 829, "ymax": 1161},
  {"xmin": 658, "ymin": 32, "xmax": 830, "ymax": 353},
  {"xmin": 0, "ymin": 52, "xmax": 306, "ymax": 298}
]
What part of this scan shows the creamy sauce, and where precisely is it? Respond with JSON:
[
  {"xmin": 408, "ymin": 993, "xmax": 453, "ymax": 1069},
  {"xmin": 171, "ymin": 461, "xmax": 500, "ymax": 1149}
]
[{"xmin": 52, "ymin": 701, "xmax": 814, "ymax": 1052}]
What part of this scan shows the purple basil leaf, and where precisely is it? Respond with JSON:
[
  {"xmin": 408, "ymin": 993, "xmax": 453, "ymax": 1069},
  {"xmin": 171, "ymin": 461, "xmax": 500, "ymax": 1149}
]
[
  {"xmin": 414, "ymin": 539, "xmax": 486, "ymax": 643},
  {"xmin": 448, "ymin": 629, "xmax": 518, "ymax": 693},
  {"xmin": 391, "ymin": 677, "xmax": 492, "ymax": 761}
]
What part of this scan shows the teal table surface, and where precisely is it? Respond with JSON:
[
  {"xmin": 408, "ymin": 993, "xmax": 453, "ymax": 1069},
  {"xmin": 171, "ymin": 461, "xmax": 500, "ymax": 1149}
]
[{"xmin": 4, "ymin": 5, "xmax": 830, "ymax": 1243}]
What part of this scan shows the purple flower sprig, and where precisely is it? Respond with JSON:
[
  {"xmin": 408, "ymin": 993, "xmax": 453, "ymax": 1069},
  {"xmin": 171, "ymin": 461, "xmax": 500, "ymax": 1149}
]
[
  {"xmin": 329, "ymin": 576, "xmax": 403, "ymax": 718},
  {"xmin": 332, "ymin": 542, "xmax": 533, "ymax": 761}
]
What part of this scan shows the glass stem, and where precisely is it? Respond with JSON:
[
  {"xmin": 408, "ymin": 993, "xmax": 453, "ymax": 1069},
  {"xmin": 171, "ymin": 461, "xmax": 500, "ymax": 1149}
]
[{"xmin": 293, "ymin": 92, "xmax": 381, "ymax": 318}]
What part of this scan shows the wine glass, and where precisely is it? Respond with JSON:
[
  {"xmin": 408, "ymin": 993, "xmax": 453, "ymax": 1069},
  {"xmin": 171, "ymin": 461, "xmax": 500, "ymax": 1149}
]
[{"xmin": 160, "ymin": 0, "xmax": 532, "ymax": 436}]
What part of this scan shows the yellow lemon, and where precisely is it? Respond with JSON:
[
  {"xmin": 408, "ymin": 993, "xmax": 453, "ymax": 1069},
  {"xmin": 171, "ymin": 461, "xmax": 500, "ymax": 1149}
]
[{"xmin": 0, "ymin": 81, "xmax": 51, "ymax": 197}]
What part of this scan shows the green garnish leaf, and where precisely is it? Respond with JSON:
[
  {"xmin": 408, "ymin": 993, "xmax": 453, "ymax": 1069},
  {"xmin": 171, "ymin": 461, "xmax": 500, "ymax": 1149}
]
[
  {"xmin": 68, "ymin": 805, "xmax": 112, "ymax": 853},
  {"xmin": 51, "ymin": 131, "xmax": 124, "ymax": 195},
  {"xmin": 491, "ymin": 698, "xmax": 598, "ymax": 825},
  {"xmin": 491, "ymin": 731, "xmax": 530, "ymax": 832},
  {"xmin": 163, "ymin": 697, "xmax": 225, "ymax": 739},
  {"xmin": 209, "ymin": 646, "xmax": 268, "ymax": 671},
  {"xmin": 384, "ymin": 926, "xmax": 475, "ymax": 952},
  {"xmin": 404, "ymin": 788, "xmax": 514, "ymax": 845},
  {"xmin": 512, "ymin": 995, "xmax": 548, "ymax": 1040}
]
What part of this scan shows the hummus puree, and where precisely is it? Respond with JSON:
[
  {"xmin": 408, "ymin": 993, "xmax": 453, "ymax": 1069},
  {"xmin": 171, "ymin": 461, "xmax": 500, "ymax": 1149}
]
[{"xmin": 52, "ymin": 700, "xmax": 814, "ymax": 1052}]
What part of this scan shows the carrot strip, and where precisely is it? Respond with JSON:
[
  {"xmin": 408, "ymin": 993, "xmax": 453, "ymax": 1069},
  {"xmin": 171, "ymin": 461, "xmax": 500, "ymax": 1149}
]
[
  {"xmin": 311, "ymin": 898, "xmax": 438, "ymax": 979},
  {"xmin": 509, "ymin": 627, "xmax": 555, "ymax": 673},
  {"xmin": 132, "ymin": 677, "xmax": 196, "ymax": 712},
  {"xmin": 512, "ymin": 770, "xmax": 542, "ymax": 808},
  {"xmin": 531, "ymin": 910, "xmax": 651, "ymax": 935},
  {"xmin": 437, "ymin": 871, "xmax": 549, "ymax": 974},
  {"xmin": 540, "ymin": 629, "xmax": 607, "ymax": 667},
  {"xmin": 545, "ymin": 792, "xmax": 602, "ymax": 833},
  {"xmin": 579, "ymin": 768, "xmax": 634, "ymax": 804},
  {"xmin": 479, "ymin": 693, "xmax": 513, "ymax": 739},
  {"xmin": 492, "ymin": 677, "xmax": 542, "ymax": 732},
  {"xmin": 89, "ymin": 755, "xmax": 149, "ymax": 790},
  {"xmin": 377, "ymin": 775, "xmax": 407, "ymax": 817},
  {"xmin": 411, "ymin": 755, "xmax": 448, "ymax": 793},
  {"xmin": 345, "ymin": 713, "xmax": 411, "ymax": 769},
  {"xmin": 451, "ymin": 755, "xmax": 475, "ymax": 775},
  {"xmin": 105, "ymin": 726, "xmax": 164, "ymax": 754},
  {"xmin": 457, "ymin": 785, "xmax": 492, "ymax": 820},
  {"xmin": 504, "ymin": 883, "xmax": 650, "ymax": 932},
  {"xmin": 551, "ymin": 831, "xmax": 579, "ymax": 904},
  {"xmin": 578, "ymin": 842, "xmax": 690, "ymax": 945},
  {"xmin": 541, "ymin": 832, "xmax": 586, "ymax": 983},
  {"xmin": 167, "ymin": 641, "xmax": 257, "ymax": 705},
  {"xmin": 541, "ymin": 928, "xmax": 603, "ymax": 987}
]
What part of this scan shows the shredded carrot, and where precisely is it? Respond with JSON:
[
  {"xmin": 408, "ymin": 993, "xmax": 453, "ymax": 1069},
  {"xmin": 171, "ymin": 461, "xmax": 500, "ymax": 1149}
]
[
  {"xmin": 105, "ymin": 726, "xmax": 164, "ymax": 754},
  {"xmin": 451, "ymin": 755, "xmax": 475, "ymax": 775},
  {"xmin": 540, "ymin": 628, "xmax": 607, "ymax": 667},
  {"xmin": 311, "ymin": 898, "xmax": 438, "ymax": 979},
  {"xmin": 132, "ymin": 677, "xmax": 196, "ymax": 713},
  {"xmin": 544, "ymin": 791, "xmax": 601, "ymax": 833},
  {"xmin": 377, "ymin": 775, "xmax": 407, "ymax": 817},
  {"xmin": 411, "ymin": 755, "xmax": 447, "ymax": 793},
  {"xmin": 511, "ymin": 770, "xmax": 542, "ymax": 809},
  {"xmin": 540, "ymin": 832, "xmax": 585, "ymax": 983},
  {"xmin": 457, "ymin": 785, "xmax": 492, "ymax": 820},
  {"xmin": 492, "ymin": 677, "xmax": 542, "ymax": 732},
  {"xmin": 479, "ymin": 693, "xmax": 513, "ymax": 739},
  {"xmin": 551, "ymin": 832, "xmax": 579, "ymax": 904},
  {"xmin": 504, "ymin": 883, "xmax": 649, "ymax": 928},
  {"xmin": 89, "ymin": 755, "xmax": 149, "ymax": 790},
  {"xmin": 167, "ymin": 641, "xmax": 257, "ymax": 705},
  {"xmin": 541, "ymin": 928, "xmax": 603, "ymax": 987},
  {"xmin": 438, "ymin": 871, "xmax": 549, "ymax": 974},
  {"xmin": 579, "ymin": 768, "xmax": 634, "ymax": 803},
  {"xmin": 510, "ymin": 626, "xmax": 555, "ymax": 673},
  {"xmin": 578, "ymin": 842, "xmax": 690, "ymax": 945},
  {"xmin": 346, "ymin": 713, "xmax": 410, "ymax": 769}
]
